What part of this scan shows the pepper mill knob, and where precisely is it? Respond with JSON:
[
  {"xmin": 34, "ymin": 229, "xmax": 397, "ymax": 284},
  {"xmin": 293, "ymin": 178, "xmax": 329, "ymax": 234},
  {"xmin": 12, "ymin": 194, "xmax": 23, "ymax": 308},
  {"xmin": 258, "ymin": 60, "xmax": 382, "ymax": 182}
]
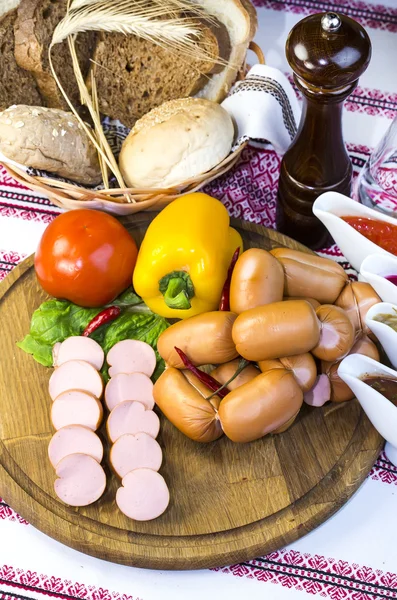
[{"xmin": 276, "ymin": 12, "xmax": 372, "ymax": 249}]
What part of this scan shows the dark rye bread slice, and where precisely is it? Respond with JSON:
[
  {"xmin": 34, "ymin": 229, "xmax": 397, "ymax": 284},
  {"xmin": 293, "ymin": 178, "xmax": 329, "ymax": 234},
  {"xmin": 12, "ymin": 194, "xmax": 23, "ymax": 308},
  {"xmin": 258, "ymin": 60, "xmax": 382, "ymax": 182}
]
[
  {"xmin": 0, "ymin": 9, "xmax": 42, "ymax": 111},
  {"xmin": 89, "ymin": 15, "xmax": 231, "ymax": 128},
  {"xmin": 14, "ymin": 0, "xmax": 96, "ymax": 109}
]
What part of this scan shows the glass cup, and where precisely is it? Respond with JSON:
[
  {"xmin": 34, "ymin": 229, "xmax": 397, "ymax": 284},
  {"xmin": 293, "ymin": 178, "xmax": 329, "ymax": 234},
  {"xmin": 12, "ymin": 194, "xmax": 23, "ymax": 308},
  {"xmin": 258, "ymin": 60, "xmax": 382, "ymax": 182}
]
[{"xmin": 356, "ymin": 115, "xmax": 397, "ymax": 216}]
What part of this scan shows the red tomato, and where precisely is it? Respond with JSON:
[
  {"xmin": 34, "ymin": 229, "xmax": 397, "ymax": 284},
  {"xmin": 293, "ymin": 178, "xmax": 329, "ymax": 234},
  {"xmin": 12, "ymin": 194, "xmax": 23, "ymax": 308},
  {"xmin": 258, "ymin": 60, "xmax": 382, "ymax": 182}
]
[{"xmin": 34, "ymin": 210, "xmax": 138, "ymax": 307}]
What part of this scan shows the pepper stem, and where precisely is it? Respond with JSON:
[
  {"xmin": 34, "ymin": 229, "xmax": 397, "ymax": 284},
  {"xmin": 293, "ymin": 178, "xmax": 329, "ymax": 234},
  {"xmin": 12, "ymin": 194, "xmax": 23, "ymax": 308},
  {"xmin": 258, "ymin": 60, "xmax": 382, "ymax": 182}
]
[{"xmin": 159, "ymin": 271, "xmax": 195, "ymax": 310}]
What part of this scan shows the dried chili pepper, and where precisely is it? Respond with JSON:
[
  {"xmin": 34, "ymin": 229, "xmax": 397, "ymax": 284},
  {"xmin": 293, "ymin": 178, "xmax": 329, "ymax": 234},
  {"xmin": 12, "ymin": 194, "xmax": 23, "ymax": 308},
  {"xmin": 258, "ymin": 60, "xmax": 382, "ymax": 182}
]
[
  {"xmin": 83, "ymin": 306, "xmax": 121, "ymax": 337},
  {"xmin": 219, "ymin": 247, "xmax": 241, "ymax": 311},
  {"xmin": 174, "ymin": 346, "xmax": 230, "ymax": 399}
]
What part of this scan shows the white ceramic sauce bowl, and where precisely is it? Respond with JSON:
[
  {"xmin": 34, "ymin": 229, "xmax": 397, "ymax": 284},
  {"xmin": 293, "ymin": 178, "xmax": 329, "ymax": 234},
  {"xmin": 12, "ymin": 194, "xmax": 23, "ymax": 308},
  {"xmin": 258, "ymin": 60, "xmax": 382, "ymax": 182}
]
[
  {"xmin": 360, "ymin": 254, "xmax": 397, "ymax": 304},
  {"xmin": 312, "ymin": 192, "xmax": 397, "ymax": 271},
  {"xmin": 365, "ymin": 302, "xmax": 397, "ymax": 369},
  {"xmin": 338, "ymin": 354, "xmax": 397, "ymax": 465}
]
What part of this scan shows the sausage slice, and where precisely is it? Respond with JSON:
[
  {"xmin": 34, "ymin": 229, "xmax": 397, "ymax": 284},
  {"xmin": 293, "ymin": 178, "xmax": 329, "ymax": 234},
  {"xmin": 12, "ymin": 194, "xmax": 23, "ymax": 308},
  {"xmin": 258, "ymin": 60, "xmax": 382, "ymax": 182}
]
[
  {"xmin": 303, "ymin": 374, "xmax": 331, "ymax": 407},
  {"xmin": 54, "ymin": 453, "xmax": 106, "ymax": 507},
  {"xmin": 49, "ymin": 360, "xmax": 103, "ymax": 401},
  {"xmin": 311, "ymin": 305, "xmax": 355, "ymax": 362},
  {"xmin": 56, "ymin": 337, "xmax": 104, "ymax": 370},
  {"xmin": 105, "ymin": 372, "xmax": 154, "ymax": 412},
  {"xmin": 107, "ymin": 340, "xmax": 156, "ymax": 378},
  {"xmin": 51, "ymin": 390, "xmax": 103, "ymax": 431},
  {"xmin": 107, "ymin": 400, "xmax": 160, "ymax": 443},
  {"xmin": 48, "ymin": 425, "xmax": 103, "ymax": 468},
  {"xmin": 116, "ymin": 469, "xmax": 170, "ymax": 521},
  {"xmin": 110, "ymin": 433, "xmax": 162, "ymax": 478}
]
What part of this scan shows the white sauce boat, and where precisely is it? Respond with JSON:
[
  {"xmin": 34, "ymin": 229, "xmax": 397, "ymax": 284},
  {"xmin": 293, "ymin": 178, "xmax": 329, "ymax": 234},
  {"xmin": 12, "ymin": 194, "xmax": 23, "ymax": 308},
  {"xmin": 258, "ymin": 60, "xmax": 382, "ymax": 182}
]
[
  {"xmin": 359, "ymin": 254, "xmax": 397, "ymax": 304},
  {"xmin": 365, "ymin": 302, "xmax": 397, "ymax": 369}
]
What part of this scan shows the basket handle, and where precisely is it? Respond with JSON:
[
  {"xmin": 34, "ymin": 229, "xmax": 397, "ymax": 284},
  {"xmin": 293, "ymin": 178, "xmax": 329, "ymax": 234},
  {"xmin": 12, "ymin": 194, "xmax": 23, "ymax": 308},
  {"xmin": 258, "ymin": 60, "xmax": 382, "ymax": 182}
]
[{"xmin": 237, "ymin": 42, "xmax": 266, "ymax": 81}]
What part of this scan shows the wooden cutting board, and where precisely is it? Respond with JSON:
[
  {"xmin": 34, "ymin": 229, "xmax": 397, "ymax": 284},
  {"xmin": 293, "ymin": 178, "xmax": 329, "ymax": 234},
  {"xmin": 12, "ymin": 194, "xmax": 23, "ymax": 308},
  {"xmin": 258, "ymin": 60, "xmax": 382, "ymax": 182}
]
[{"xmin": 0, "ymin": 213, "xmax": 383, "ymax": 570}]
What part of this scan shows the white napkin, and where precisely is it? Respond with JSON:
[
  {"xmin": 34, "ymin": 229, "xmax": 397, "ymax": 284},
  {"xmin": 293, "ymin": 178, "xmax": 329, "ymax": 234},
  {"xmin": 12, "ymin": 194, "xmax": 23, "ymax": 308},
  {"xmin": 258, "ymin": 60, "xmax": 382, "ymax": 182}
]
[{"xmin": 221, "ymin": 64, "xmax": 302, "ymax": 154}]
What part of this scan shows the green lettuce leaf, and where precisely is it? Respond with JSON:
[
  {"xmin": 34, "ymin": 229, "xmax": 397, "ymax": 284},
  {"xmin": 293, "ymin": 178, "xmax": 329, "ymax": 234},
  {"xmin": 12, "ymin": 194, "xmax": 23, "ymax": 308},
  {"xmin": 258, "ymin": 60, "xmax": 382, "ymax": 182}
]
[{"xmin": 17, "ymin": 287, "xmax": 169, "ymax": 381}]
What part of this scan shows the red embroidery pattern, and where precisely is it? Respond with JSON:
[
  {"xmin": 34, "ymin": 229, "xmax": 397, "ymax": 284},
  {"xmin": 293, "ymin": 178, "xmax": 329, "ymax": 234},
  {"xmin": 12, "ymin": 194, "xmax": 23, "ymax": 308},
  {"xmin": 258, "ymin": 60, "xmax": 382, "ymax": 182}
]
[
  {"xmin": 370, "ymin": 451, "xmax": 397, "ymax": 485},
  {"xmin": 0, "ymin": 563, "xmax": 141, "ymax": 600},
  {"xmin": 253, "ymin": 0, "xmax": 397, "ymax": 33},
  {"xmin": 0, "ymin": 499, "xmax": 28, "ymax": 525},
  {"xmin": 213, "ymin": 549, "xmax": 397, "ymax": 599}
]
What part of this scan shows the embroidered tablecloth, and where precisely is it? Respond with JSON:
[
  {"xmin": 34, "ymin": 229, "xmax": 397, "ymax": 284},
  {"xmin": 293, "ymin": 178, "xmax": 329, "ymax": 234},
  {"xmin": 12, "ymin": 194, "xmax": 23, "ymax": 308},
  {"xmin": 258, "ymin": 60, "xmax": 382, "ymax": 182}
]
[{"xmin": 1, "ymin": 1, "xmax": 397, "ymax": 599}]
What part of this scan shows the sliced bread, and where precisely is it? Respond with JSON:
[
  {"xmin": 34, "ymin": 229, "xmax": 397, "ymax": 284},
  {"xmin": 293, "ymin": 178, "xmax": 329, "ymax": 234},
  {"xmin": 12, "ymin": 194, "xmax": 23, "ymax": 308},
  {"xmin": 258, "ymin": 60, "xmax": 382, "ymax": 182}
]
[
  {"xmin": 88, "ymin": 13, "xmax": 232, "ymax": 128},
  {"xmin": 14, "ymin": 0, "xmax": 96, "ymax": 109},
  {"xmin": 0, "ymin": 9, "xmax": 42, "ymax": 111}
]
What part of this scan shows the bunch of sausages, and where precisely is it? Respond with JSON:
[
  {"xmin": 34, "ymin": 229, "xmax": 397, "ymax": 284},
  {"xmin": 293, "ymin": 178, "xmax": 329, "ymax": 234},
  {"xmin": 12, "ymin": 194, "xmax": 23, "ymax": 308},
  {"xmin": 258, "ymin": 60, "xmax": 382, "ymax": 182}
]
[
  {"xmin": 48, "ymin": 337, "xmax": 169, "ymax": 520},
  {"xmin": 153, "ymin": 248, "xmax": 381, "ymax": 443}
]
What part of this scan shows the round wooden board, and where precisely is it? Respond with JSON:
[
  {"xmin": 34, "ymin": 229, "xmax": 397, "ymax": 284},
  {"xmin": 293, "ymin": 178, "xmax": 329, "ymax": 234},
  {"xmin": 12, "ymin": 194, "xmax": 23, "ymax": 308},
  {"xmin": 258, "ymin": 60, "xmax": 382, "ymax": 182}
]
[{"xmin": 0, "ymin": 213, "xmax": 383, "ymax": 570}]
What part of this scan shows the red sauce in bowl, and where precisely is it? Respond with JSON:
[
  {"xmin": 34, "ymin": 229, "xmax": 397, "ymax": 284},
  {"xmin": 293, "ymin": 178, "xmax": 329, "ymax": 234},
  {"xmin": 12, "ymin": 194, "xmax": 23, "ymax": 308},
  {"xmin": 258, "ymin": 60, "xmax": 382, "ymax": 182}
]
[
  {"xmin": 386, "ymin": 275, "xmax": 397, "ymax": 286},
  {"xmin": 342, "ymin": 217, "xmax": 397, "ymax": 256}
]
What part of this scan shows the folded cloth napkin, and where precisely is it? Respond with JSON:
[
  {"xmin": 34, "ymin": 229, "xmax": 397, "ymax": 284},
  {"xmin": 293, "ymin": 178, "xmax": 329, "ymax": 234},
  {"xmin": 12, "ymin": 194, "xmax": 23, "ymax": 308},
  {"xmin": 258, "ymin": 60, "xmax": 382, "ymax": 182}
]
[{"xmin": 221, "ymin": 64, "xmax": 302, "ymax": 154}]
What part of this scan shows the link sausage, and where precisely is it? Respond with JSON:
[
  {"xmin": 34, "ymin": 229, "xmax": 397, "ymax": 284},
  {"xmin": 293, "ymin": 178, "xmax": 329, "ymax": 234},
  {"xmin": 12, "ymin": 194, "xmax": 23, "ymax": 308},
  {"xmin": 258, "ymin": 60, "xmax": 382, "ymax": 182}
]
[
  {"xmin": 303, "ymin": 374, "xmax": 332, "ymax": 407},
  {"xmin": 311, "ymin": 305, "xmax": 355, "ymax": 362},
  {"xmin": 210, "ymin": 359, "xmax": 259, "ymax": 391},
  {"xmin": 259, "ymin": 352, "xmax": 317, "ymax": 392},
  {"xmin": 334, "ymin": 281, "xmax": 381, "ymax": 337}
]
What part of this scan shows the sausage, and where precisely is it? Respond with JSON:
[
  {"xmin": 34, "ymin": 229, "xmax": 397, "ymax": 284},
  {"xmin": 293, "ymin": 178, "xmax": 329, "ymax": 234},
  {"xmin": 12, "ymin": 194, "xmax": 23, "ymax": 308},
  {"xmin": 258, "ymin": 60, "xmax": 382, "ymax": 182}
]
[
  {"xmin": 183, "ymin": 370, "xmax": 222, "ymax": 411},
  {"xmin": 104, "ymin": 372, "xmax": 154, "ymax": 412},
  {"xmin": 116, "ymin": 468, "xmax": 169, "ymax": 521},
  {"xmin": 157, "ymin": 311, "xmax": 238, "ymax": 368},
  {"xmin": 259, "ymin": 352, "xmax": 317, "ymax": 393},
  {"xmin": 229, "ymin": 248, "xmax": 284, "ymax": 313},
  {"xmin": 107, "ymin": 400, "xmax": 160, "ymax": 443},
  {"xmin": 49, "ymin": 360, "xmax": 103, "ymax": 401},
  {"xmin": 322, "ymin": 335, "xmax": 380, "ymax": 403},
  {"xmin": 270, "ymin": 248, "xmax": 348, "ymax": 303},
  {"xmin": 107, "ymin": 340, "xmax": 156, "ymax": 378},
  {"xmin": 303, "ymin": 374, "xmax": 331, "ymax": 407},
  {"xmin": 218, "ymin": 369, "xmax": 303, "ymax": 443},
  {"xmin": 232, "ymin": 300, "xmax": 320, "ymax": 361},
  {"xmin": 210, "ymin": 359, "xmax": 259, "ymax": 391},
  {"xmin": 311, "ymin": 305, "xmax": 355, "ymax": 362},
  {"xmin": 51, "ymin": 390, "xmax": 103, "ymax": 431},
  {"xmin": 153, "ymin": 367, "xmax": 223, "ymax": 442},
  {"xmin": 109, "ymin": 433, "xmax": 162, "ymax": 479},
  {"xmin": 283, "ymin": 296, "xmax": 320, "ymax": 310},
  {"xmin": 52, "ymin": 342, "xmax": 61, "ymax": 367},
  {"xmin": 272, "ymin": 410, "xmax": 299, "ymax": 433},
  {"xmin": 54, "ymin": 453, "xmax": 106, "ymax": 507},
  {"xmin": 56, "ymin": 336, "xmax": 104, "ymax": 370},
  {"xmin": 48, "ymin": 425, "xmax": 103, "ymax": 468},
  {"xmin": 334, "ymin": 282, "xmax": 381, "ymax": 337}
]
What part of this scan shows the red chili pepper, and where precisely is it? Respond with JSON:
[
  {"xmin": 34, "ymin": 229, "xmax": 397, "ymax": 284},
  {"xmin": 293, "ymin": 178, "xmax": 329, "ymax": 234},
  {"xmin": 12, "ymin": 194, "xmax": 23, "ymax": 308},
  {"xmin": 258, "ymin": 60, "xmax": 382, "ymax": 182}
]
[
  {"xmin": 83, "ymin": 306, "xmax": 121, "ymax": 337},
  {"xmin": 174, "ymin": 346, "xmax": 230, "ymax": 399},
  {"xmin": 219, "ymin": 247, "xmax": 241, "ymax": 311}
]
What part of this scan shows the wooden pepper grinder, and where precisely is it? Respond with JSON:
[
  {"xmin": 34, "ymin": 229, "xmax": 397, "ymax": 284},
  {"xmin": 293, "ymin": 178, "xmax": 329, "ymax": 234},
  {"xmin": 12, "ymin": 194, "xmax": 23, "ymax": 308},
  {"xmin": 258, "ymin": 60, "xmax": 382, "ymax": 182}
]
[{"xmin": 276, "ymin": 12, "xmax": 371, "ymax": 249}]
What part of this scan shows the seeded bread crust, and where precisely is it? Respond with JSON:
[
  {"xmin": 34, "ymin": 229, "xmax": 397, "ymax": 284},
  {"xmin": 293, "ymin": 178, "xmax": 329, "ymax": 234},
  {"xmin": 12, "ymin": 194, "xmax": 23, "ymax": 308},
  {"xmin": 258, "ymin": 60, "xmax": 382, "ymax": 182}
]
[
  {"xmin": 89, "ymin": 15, "xmax": 231, "ymax": 128},
  {"xmin": 0, "ymin": 9, "xmax": 42, "ymax": 111},
  {"xmin": 14, "ymin": 0, "xmax": 96, "ymax": 109}
]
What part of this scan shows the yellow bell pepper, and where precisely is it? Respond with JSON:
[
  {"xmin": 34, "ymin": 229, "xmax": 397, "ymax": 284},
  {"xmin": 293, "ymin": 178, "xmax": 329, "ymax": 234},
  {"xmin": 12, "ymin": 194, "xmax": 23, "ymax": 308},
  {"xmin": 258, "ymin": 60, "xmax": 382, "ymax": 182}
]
[{"xmin": 133, "ymin": 192, "xmax": 243, "ymax": 319}]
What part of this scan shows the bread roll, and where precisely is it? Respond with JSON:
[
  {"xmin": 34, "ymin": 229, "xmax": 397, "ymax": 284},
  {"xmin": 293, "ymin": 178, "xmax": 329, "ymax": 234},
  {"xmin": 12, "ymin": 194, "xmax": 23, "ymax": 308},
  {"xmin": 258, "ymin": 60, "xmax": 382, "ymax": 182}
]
[
  {"xmin": 0, "ymin": 105, "xmax": 102, "ymax": 185},
  {"xmin": 118, "ymin": 97, "xmax": 234, "ymax": 189}
]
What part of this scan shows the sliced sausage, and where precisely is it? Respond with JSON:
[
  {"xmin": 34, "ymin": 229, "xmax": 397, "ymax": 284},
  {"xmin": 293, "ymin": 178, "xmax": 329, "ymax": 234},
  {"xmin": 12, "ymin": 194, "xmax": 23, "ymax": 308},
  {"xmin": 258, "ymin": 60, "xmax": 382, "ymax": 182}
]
[
  {"xmin": 259, "ymin": 353, "xmax": 317, "ymax": 393},
  {"xmin": 105, "ymin": 372, "xmax": 154, "ymax": 412},
  {"xmin": 107, "ymin": 340, "xmax": 156, "ymax": 378},
  {"xmin": 270, "ymin": 248, "xmax": 348, "ymax": 304},
  {"xmin": 335, "ymin": 281, "xmax": 381, "ymax": 337},
  {"xmin": 116, "ymin": 468, "xmax": 170, "ymax": 521},
  {"xmin": 322, "ymin": 335, "xmax": 380, "ymax": 403},
  {"xmin": 232, "ymin": 300, "xmax": 320, "ymax": 361},
  {"xmin": 107, "ymin": 400, "xmax": 160, "ymax": 443},
  {"xmin": 49, "ymin": 360, "xmax": 103, "ymax": 401},
  {"xmin": 230, "ymin": 248, "xmax": 284, "ymax": 313},
  {"xmin": 48, "ymin": 425, "xmax": 103, "ymax": 468},
  {"xmin": 311, "ymin": 305, "xmax": 355, "ymax": 362},
  {"xmin": 211, "ymin": 359, "xmax": 259, "ymax": 391},
  {"xmin": 56, "ymin": 336, "xmax": 104, "ymax": 370},
  {"xmin": 110, "ymin": 433, "xmax": 162, "ymax": 479},
  {"xmin": 54, "ymin": 453, "xmax": 106, "ymax": 507},
  {"xmin": 52, "ymin": 342, "xmax": 61, "ymax": 367},
  {"xmin": 153, "ymin": 367, "xmax": 223, "ymax": 442},
  {"xmin": 51, "ymin": 390, "xmax": 103, "ymax": 431},
  {"xmin": 218, "ymin": 369, "xmax": 303, "ymax": 443},
  {"xmin": 303, "ymin": 374, "xmax": 331, "ymax": 407},
  {"xmin": 157, "ymin": 311, "xmax": 238, "ymax": 368}
]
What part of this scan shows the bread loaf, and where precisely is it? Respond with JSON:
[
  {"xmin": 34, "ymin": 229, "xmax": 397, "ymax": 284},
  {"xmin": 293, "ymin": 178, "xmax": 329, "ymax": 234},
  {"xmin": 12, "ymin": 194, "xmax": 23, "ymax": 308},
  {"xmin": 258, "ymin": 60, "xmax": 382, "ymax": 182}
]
[
  {"xmin": 118, "ymin": 97, "xmax": 234, "ymax": 189},
  {"xmin": 14, "ymin": 0, "xmax": 96, "ymax": 109},
  {"xmin": 0, "ymin": 9, "xmax": 42, "ymax": 111},
  {"xmin": 0, "ymin": 105, "xmax": 102, "ymax": 185}
]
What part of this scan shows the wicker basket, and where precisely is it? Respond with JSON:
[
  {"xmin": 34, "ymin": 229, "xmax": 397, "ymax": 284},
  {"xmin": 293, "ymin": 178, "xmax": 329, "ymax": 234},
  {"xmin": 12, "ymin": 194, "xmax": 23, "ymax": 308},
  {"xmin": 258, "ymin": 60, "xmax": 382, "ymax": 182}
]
[{"xmin": 2, "ymin": 42, "xmax": 264, "ymax": 216}]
